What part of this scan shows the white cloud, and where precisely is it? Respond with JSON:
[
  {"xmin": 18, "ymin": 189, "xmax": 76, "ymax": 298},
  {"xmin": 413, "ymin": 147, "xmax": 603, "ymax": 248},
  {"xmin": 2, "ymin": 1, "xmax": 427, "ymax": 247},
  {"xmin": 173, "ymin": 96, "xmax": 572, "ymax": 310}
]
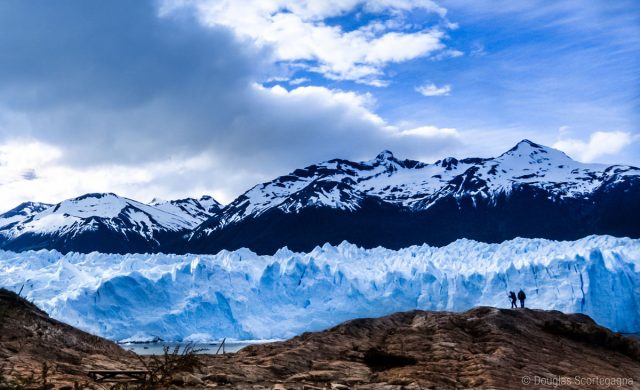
[
  {"xmin": 163, "ymin": 0, "xmax": 454, "ymax": 84},
  {"xmin": 0, "ymin": 140, "xmax": 233, "ymax": 207},
  {"xmin": 0, "ymin": 141, "xmax": 62, "ymax": 187},
  {"xmin": 0, "ymin": 83, "xmax": 462, "ymax": 207},
  {"xmin": 395, "ymin": 125, "xmax": 459, "ymax": 138},
  {"xmin": 289, "ymin": 77, "xmax": 310, "ymax": 85},
  {"xmin": 0, "ymin": 1, "xmax": 464, "ymax": 208},
  {"xmin": 364, "ymin": 0, "xmax": 446, "ymax": 16},
  {"xmin": 259, "ymin": 84, "xmax": 383, "ymax": 123},
  {"xmin": 431, "ymin": 48, "xmax": 464, "ymax": 60},
  {"xmin": 416, "ymin": 82, "xmax": 451, "ymax": 96},
  {"xmin": 553, "ymin": 131, "xmax": 635, "ymax": 162}
]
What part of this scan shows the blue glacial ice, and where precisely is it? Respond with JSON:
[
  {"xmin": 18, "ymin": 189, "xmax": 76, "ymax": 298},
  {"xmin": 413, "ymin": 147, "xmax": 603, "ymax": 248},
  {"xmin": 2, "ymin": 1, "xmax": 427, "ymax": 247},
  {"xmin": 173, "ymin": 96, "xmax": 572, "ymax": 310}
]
[{"xmin": 0, "ymin": 235, "xmax": 638, "ymax": 341}]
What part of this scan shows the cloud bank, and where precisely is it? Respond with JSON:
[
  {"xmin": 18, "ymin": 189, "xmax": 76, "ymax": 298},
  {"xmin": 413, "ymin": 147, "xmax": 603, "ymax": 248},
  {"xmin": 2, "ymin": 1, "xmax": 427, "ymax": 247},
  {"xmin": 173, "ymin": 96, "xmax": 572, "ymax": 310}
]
[
  {"xmin": 0, "ymin": 0, "xmax": 460, "ymax": 207},
  {"xmin": 553, "ymin": 131, "xmax": 636, "ymax": 163},
  {"xmin": 165, "ymin": 0, "xmax": 454, "ymax": 85}
]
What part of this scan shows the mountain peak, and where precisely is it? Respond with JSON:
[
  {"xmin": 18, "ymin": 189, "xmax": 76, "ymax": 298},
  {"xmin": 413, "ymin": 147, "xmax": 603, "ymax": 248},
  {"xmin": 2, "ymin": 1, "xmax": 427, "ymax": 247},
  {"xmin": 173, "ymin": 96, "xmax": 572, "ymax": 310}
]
[
  {"xmin": 1, "ymin": 201, "xmax": 50, "ymax": 214},
  {"xmin": 0, "ymin": 202, "xmax": 52, "ymax": 230},
  {"xmin": 50, "ymin": 192, "xmax": 132, "ymax": 219},
  {"xmin": 499, "ymin": 139, "xmax": 575, "ymax": 163},
  {"xmin": 150, "ymin": 197, "xmax": 167, "ymax": 205},
  {"xmin": 71, "ymin": 192, "xmax": 120, "ymax": 202},
  {"xmin": 375, "ymin": 150, "xmax": 394, "ymax": 161},
  {"xmin": 198, "ymin": 195, "xmax": 222, "ymax": 211},
  {"xmin": 508, "ymin": 139, "xmax": 544, "ymax": 152}
]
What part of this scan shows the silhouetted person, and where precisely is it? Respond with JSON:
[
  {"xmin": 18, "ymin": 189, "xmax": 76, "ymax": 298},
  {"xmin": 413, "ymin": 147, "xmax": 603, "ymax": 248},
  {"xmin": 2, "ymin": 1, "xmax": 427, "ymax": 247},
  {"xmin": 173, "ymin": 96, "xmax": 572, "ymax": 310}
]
[
  {"xmin": 509, "ymin": 291, "xmax": 517, "ymax": 308},
  {"xmin": 517, "ymin": 289, "xmax": 526, "ymax": 308}
]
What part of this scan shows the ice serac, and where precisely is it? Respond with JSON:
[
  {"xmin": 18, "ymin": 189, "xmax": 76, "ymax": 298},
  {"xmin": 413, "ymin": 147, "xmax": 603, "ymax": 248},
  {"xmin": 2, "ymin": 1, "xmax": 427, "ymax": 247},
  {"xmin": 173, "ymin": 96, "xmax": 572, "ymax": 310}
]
[
  {"xmin": 1, "ymin": 235, "xmax": 638, "ymax": 341},
  {"xmin": 187, "ymin": 140, "xmax": 640, "ymax": 254}
]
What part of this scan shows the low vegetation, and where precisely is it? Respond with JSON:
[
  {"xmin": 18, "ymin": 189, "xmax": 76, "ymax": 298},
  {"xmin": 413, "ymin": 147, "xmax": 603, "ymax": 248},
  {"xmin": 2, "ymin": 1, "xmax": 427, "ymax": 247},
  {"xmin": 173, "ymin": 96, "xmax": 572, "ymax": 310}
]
[
  {"xmin": 109, "ymin": 344, "xmax": 205, "ymax": 390},
  {"xmin": 0, "ymin": 362, "xmax": 54, "ymax": 390}
]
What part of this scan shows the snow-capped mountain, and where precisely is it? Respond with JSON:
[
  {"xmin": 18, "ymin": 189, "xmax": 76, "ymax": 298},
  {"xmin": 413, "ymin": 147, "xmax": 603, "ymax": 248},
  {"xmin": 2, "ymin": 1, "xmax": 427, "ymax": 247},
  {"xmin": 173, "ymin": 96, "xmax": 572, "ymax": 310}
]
[
  {"xmin": 1, "ymin": 235, "xmax": 638, "ymax": 341},
  {"xmin": 0, "ymin": 202, "xmax": 52, "ymax": 232},
  {"xmin": 186, "ymin": 140, "xmax": 640, "ymax": 254},
  {"xmin": 150, "ymin": 195, "xmax": 221, "ymax": 226},
  {"xmin": 0, "ymin": 140, "xmax": 637, "ymax": 255},
  {"xmin": 0, "ymin": 193, "xmax": 210, "ymax": 254}
]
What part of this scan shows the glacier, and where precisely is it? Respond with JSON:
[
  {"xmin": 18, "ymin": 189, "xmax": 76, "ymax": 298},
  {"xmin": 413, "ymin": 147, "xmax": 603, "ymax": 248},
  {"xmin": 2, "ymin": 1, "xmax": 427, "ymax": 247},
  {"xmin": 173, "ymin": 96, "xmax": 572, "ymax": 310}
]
[{"xmin": 0, "ymin": 235, "xmax": 638, "ymax": 341}]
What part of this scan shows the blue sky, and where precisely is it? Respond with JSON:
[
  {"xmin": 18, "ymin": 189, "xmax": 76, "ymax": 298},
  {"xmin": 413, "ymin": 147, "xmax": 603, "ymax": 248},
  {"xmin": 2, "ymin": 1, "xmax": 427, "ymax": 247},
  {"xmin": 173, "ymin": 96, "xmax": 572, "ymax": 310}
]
[{"xmin": 0, "ymin": 0, "xmax": 637, "ymax": 206}]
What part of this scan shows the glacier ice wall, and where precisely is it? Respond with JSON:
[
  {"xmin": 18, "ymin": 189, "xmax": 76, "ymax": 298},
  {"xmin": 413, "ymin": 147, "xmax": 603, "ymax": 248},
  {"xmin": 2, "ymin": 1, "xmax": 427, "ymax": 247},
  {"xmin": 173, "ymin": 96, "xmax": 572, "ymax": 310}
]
[{"xmin": 0, "ymin": 235, "xmax": 638, "ymax": 341}]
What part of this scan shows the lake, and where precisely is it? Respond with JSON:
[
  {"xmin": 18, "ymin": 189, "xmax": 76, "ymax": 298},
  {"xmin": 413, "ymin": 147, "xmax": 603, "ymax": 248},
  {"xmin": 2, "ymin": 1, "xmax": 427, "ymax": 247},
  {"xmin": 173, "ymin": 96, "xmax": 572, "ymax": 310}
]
[{"xmin": 121, "ymin": 340, "xmax": 274, "ymax": 355}]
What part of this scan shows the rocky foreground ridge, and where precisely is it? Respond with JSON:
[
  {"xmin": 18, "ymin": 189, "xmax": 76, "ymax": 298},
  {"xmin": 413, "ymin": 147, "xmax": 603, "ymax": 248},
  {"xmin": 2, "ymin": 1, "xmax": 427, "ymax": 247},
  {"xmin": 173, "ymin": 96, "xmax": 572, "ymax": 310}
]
[
  {"xmin": 1, "ymin": 288, "xmax": 639, "ymax": 389},
  {"xmin": 203, "ymin": 307, "xmax": 640, "ymax": 389},
  {"xmin": 0, "ymin": 288, "xmax": 136, "ymax": 389}
]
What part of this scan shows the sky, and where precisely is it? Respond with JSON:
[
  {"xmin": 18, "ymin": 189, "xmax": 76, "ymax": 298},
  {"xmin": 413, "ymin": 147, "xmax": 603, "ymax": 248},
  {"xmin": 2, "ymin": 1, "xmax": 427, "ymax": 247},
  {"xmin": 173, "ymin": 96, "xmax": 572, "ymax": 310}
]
[{"xmin": 0, "ymin": 0, "xmax": 638, "ymax": 207}]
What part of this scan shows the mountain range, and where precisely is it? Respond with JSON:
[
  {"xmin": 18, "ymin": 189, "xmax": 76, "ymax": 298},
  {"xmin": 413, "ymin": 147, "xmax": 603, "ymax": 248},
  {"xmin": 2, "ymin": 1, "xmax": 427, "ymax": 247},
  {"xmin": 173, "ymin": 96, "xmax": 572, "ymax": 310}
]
[
  {"xmin": 0, "ymin": 194, "xmax": 219, "ymax": 253},
  {"xmin": 0, "ymin": 140, "xmax": 638, "ymax": 254}
]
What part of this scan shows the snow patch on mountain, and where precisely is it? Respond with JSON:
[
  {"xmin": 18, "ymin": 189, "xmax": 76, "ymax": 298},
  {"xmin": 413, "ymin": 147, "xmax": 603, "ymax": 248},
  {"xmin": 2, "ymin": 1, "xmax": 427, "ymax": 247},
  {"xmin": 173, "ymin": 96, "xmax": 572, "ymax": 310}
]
[
  {"xmin": 0, "ymin": 202, "xmax": 52, "ymax": 232},
  {"xmin": 0, "ymin": 193, "xmax": 224, "ymax": 244},
  {"xmin": 150, "ymin": 195, "xmax": 221, "ymax": 227},
  {"xmin": 0, "ymin": 235, "xmax": 638, "ymax": 341},
  {"xmin": 0, "ymin": 193, "xmax": 197, "ymax": 240}
]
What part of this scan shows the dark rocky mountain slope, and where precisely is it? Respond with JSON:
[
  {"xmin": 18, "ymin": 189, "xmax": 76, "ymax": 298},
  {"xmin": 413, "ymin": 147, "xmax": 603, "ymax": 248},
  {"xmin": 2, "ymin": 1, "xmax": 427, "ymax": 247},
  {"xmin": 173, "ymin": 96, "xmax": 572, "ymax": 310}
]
[
  {"xmin": 0, "ymin": 193, "xmax": 220, "ymax": 254},
  {"xmin": 1, "ymin": 140, "xmax": 638, "ymax": 255},
  {"xmin": 186, "ymin": 140, "xmax": 640, "ymax": 254}
]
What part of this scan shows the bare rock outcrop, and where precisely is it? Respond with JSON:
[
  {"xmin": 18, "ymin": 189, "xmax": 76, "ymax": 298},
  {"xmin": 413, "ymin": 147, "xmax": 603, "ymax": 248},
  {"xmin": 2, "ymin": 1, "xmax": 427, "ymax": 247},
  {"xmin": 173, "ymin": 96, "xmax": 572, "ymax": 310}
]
[
  {"xmin": 2, "ymin": 289, "xmax": 639, "ymax": 389},
  {"xmin": 0, "ymin": 288, "xmax": 136, "ymax": 388},
  {"xmin": 201, "ymin": 307, "xmax": 640, "ymax": 389}
]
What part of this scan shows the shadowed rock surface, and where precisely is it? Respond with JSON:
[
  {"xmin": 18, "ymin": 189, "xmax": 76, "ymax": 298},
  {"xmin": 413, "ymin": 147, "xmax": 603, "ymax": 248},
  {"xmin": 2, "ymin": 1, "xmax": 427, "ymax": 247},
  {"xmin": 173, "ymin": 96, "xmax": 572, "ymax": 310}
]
[
  {"xmin": 0, "ymin": 288, "xmax": 137, "ymax": 388},
  {"xmin": 200, "ymin": 307, "xmax": 640, "ymax": 389}
]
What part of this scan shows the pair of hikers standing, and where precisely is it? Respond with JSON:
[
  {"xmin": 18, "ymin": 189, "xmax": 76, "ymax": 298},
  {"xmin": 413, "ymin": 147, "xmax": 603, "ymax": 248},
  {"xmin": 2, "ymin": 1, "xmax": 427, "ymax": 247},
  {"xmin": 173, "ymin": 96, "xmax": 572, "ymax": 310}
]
[{"xmin": 509, "ymin": 290, "xmax": 526, "ymax": 308}]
